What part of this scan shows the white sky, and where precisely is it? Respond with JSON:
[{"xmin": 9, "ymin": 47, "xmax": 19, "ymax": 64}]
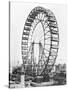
[{"xmin": 10, "ymin": 2, "xmax": 67, "ymax": 68}]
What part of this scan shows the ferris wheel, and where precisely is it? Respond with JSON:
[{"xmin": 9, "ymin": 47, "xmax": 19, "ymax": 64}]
[{"xmin": 21, "ymin": 6, "xmax": 59, "ymax": 77}]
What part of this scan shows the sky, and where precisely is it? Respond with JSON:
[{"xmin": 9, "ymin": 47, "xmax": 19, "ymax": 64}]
[{"xmin": 10, "ymin": 2, "xmax": 67, "ymax": 70}]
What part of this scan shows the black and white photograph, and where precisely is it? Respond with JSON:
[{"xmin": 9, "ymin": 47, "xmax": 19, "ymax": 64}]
[{"xmin": 9, "ymin": 1, "xmax": 67, "ymax": 88}]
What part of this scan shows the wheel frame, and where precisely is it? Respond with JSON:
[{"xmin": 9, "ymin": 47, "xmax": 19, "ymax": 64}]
[{"xmin": 21, "ymin": 6, "xmax": 59, "ymax": 76}]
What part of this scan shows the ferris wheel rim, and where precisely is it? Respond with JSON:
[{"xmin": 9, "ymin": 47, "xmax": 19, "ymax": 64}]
[{"xmin": 21, "ymin": 6, "xmax": 59, "ymax": 75}]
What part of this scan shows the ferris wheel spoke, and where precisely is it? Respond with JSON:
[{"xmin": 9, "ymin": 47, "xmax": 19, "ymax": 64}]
[
  {"xmin": 39, "ymin": 39, "xmax": 44, "ymax": 42},
  {"xmin": 41, "ymin": 20, "xmax": 49, "ymax": 28},
  {"xmin": 44, "ymin": 43, "xmax": 51, "ymax": 45},
  {"xmin": 39, "ymin": 36, "xmax": 51, "ymax": 42},
  {"xmin": 44, "ymin": 48, "xmax": 50, "ymax": 52},
  {"xmin": 40, "ymin": 35, "xmax": 44, "ymax": 40},
  {"xmin": 44, "ymin": 30, "xmax": 50, "ymax": 35},
  {"xmin": 44, "ymin": 55, "xmax": 48, "ymax": 58},
  {"xmin": 29, "ymin": 31, "xmax": 34, "ymax": 37},
  {"xmin": 45, "ymin": 37, "xmax": 51, "ymax": 40}
]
